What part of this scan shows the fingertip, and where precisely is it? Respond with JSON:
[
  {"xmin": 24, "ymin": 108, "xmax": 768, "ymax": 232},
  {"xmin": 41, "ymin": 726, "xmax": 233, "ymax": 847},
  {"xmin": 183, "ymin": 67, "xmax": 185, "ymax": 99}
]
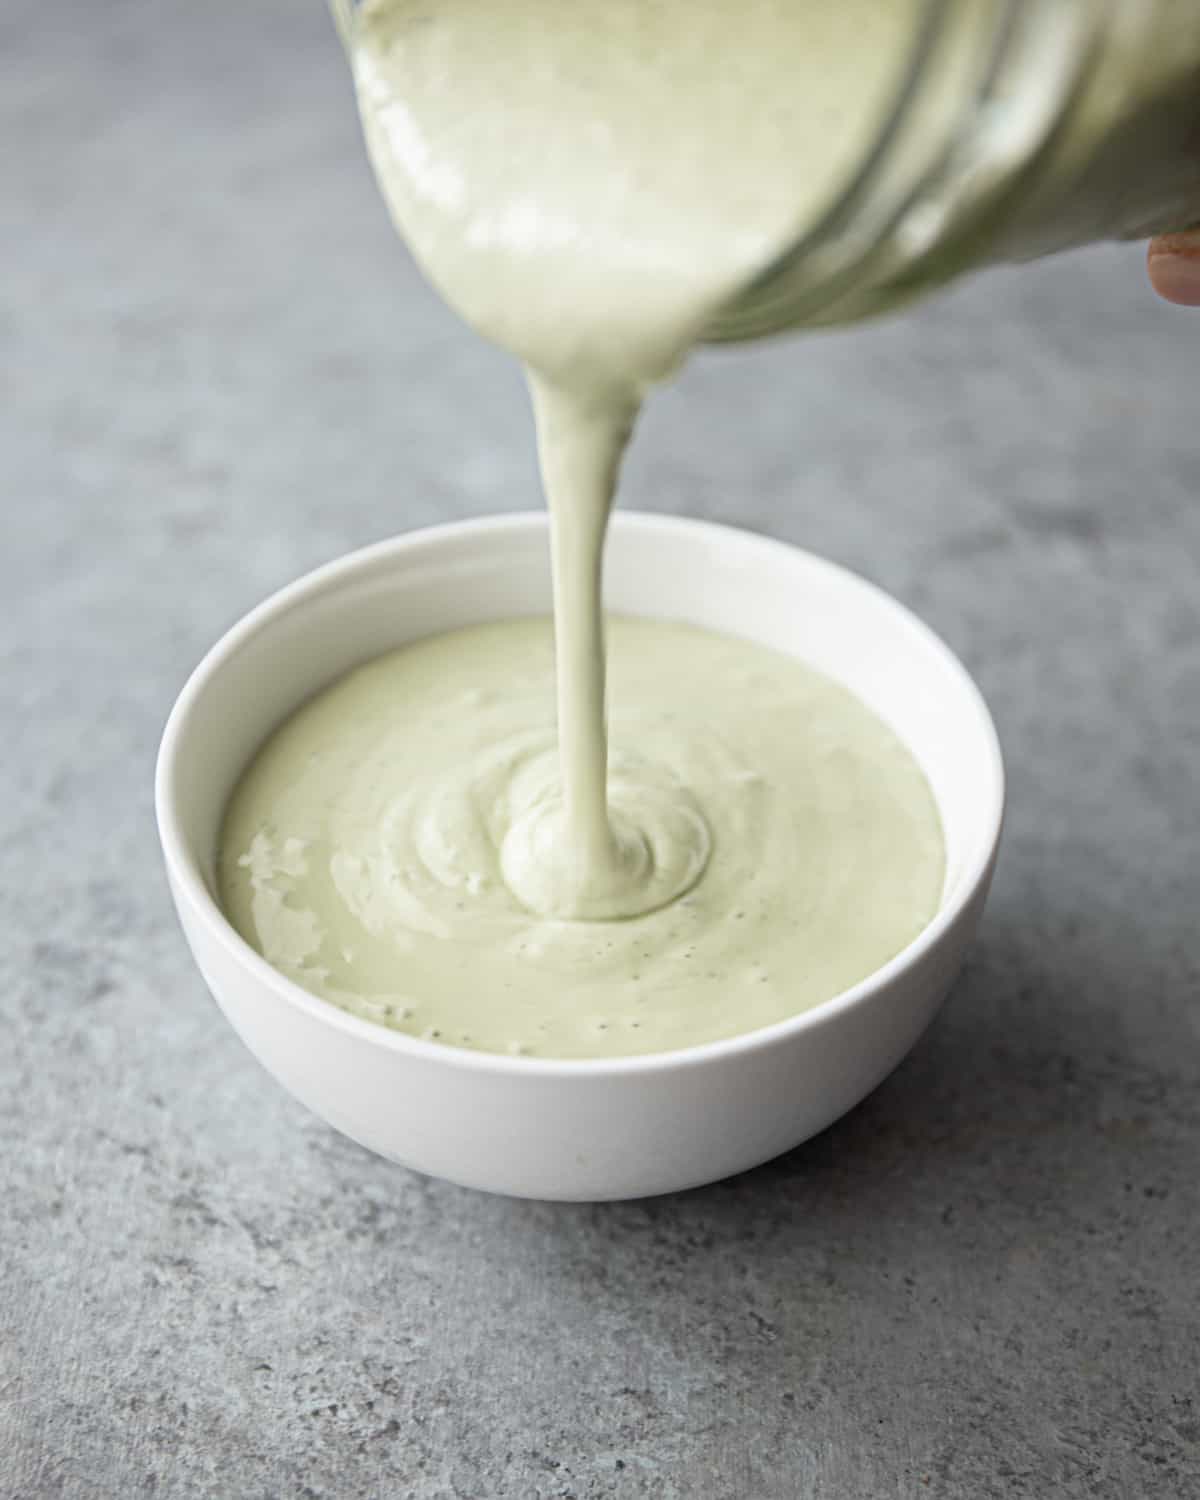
[{"xmin": 1147, "ymin": 234, "xmax": 1200, "ymax": 306}]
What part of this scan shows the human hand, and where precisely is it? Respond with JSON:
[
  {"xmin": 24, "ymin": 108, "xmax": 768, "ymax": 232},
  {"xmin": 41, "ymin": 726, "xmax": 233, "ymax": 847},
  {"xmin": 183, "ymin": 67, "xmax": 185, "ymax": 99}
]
[{"xmin": 1147, "ymin": 232, "xmax": 1200, "ymax": 305}]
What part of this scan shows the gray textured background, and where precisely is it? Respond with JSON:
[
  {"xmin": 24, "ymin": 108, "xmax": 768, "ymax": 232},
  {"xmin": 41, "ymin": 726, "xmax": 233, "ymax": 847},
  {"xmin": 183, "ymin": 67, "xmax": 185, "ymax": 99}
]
[{"xmin": 4, "ymin": 3, "xmax": 1198, "ymax": 1497}]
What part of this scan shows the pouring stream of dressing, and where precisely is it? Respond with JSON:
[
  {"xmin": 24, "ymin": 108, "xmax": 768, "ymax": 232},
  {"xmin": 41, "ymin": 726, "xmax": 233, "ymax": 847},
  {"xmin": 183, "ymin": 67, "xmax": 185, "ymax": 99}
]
[{"xmin": 349, "ymin": 0, "xmax": 922, "ymax": 918}]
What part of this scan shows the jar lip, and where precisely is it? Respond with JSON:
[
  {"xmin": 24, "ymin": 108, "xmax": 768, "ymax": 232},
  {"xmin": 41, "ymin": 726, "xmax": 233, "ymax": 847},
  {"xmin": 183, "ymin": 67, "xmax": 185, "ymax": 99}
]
[
  {"xmin": 704, "ymin": 0, "xmax": 961, "ymax": 343},
  {"xmin": 705, "ymin": 0, "xmax": 1102, "ymax": 341}
]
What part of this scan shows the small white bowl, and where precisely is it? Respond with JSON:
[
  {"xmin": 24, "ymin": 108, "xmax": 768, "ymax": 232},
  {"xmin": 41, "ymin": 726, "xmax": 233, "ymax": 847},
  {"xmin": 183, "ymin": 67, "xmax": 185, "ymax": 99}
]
[{"xmin": 156, "ymin": 512, "xmax": 1003, "ymax": 1201}]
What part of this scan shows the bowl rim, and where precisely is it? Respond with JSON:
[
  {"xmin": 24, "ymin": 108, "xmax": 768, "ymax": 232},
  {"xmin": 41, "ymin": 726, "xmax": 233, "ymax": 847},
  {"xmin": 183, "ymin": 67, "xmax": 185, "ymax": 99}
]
[{"xmin": 156, "ymin": 509, "xmax": 1005, "ymax": 1079}]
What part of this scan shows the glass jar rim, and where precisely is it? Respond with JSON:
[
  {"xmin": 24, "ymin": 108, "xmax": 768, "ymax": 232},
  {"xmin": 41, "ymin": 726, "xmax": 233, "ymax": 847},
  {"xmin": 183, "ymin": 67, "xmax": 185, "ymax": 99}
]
[{"xmin": 705, "ymin": 0, "xmax": 1106, "ymax": 340}]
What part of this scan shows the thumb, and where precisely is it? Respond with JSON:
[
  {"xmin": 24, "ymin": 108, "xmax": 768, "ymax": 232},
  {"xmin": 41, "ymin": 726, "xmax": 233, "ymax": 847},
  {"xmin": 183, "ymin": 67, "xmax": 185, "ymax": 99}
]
[{"xmin": 1147, "ymin": 230, "xmax": 1200, "ymax": 305}]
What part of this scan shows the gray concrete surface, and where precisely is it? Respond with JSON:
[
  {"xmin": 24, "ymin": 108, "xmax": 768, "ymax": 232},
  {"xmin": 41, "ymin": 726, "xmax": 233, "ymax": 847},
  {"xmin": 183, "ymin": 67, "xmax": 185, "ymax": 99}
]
[{"xmin": 4, "ymin": 3, "xmax": 1199, "ymax": 1496}]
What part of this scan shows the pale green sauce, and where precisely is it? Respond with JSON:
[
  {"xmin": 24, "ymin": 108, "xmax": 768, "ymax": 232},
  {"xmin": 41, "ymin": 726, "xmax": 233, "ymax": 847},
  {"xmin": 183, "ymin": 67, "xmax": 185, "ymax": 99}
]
[
  {"xmin": 220, "ymin": 619, "xmax": 944, "ymax": 1060},
  {"xmin": 347, "ymin": 0, "xmax": 926, "ymax": 918},
  {"xmin": 219, "ymin": 0, "xmax": 949, "ymax": 1058},
  {"xmin": 351, "ymin": 0, "xmax": 922, "ymax": 388}
]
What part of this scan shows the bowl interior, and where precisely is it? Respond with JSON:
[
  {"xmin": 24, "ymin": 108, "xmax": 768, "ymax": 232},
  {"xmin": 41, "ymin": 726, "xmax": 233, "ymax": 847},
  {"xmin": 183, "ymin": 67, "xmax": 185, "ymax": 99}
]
[{"xmin": 161, "ymin": 513, "xmax": 1002, "ymax": 928}]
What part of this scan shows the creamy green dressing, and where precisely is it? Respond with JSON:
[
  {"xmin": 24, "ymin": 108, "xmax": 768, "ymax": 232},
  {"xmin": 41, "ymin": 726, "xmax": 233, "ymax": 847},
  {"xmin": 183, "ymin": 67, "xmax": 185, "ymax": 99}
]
[
  {"xmin": 350, "ymin": 0, "xmax": 925, "ymax": 920},
  {"xmin": 219, "ymin": 0, "xmax": 947, "ymax": 1058},
  {"xmin": 220, "ymin": 619, "xmax": 944, "ymax": 1059}
]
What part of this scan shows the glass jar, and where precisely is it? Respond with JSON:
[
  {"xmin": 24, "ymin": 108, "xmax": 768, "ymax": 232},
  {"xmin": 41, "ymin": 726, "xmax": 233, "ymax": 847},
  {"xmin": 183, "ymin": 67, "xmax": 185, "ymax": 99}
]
[
  {"xmin": 708, "ymin": 0, "xmax": 1200, "ymax": 339},
  {"xmin": 331, "ymin": 0, "xmax": 1200, "ymax": 339}
]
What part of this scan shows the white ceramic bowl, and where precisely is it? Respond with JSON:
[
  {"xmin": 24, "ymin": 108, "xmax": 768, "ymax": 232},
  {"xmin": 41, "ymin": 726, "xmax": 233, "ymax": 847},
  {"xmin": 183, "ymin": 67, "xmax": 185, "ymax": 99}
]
[{"xmin": 156, "ymin": 512, "xmax": 1003, "ymax": 1201}]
